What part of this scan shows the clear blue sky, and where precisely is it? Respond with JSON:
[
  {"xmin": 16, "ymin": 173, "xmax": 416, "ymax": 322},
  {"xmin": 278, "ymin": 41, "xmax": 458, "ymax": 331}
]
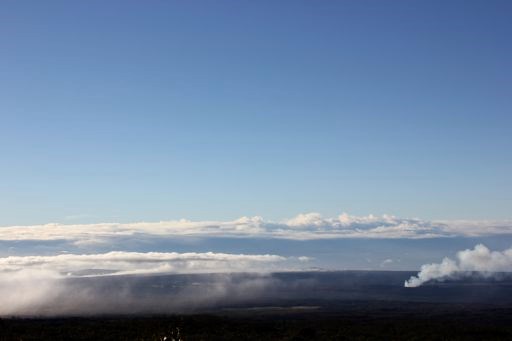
[{"xmin": 1, "ymin": 1, "xmax": 511, "ymax": 225}]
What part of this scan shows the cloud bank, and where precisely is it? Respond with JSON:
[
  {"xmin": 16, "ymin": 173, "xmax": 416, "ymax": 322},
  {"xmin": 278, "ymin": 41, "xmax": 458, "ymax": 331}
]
[
  {"xmin": 405, "ymin": 244, "xmax": 512, "ymax": 287},
  {"xmin": 0, "ymin": 251, "xmax": 296, "ymax": 277},
  {"xmin": 0, "ymin": 271, "xmax": 285, "ymax": 316},
  {"xmin": 2, "ymin": 213, "xmax": 509, "ymax": 247},
  {"xmin": 0, "ymin": 251, "xmax": 308, "ymax": 316}
]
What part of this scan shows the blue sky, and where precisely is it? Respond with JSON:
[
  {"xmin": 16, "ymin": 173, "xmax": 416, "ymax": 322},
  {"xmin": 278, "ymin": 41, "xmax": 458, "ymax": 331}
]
[
  {"xmin": 1, "ymin": 1, "xmax": 512, "ymax": 289},
  {"xmin": 1, "ymin": 1, "xmax": 512, "ymax": 225}
]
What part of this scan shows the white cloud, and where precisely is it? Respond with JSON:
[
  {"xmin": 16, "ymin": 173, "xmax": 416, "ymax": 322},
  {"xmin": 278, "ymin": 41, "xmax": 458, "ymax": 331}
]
[
  {"xmin": 0, "ymin": 213, "xmax": 511, "ymax": 247},
  {"xmin": 0, "ymin": 251, "xmax": 312, "ymax": 316},
  {"xmin": 0, "ymin": 251, "xmax": 293, "ymax": 277},
  {"xmin": 405, "ymin": 244, "xmax": 512, "ymax": 287},
  {"xmin": 380, "ymin": 259, "xmax": 393, "ymax": 268}
]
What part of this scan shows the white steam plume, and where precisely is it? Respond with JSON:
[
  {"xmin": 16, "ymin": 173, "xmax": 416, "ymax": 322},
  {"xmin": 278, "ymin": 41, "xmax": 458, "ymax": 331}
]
[{"xmin": 405, "ymin": 244, "xmax": 512, "ymax": 287}]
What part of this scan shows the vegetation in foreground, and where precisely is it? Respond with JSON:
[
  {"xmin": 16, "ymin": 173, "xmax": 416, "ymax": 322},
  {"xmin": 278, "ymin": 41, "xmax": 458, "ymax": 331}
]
[{"xmin": 1, "ymin": 302, "xmax": 512, "ymax": 340}]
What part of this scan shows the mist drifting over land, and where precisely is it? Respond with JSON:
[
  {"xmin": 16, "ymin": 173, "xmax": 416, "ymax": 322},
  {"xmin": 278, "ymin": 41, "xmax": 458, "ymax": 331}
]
[{"xmin": 0, "ymin": 250, "xmax": 309, "ymax": 316}]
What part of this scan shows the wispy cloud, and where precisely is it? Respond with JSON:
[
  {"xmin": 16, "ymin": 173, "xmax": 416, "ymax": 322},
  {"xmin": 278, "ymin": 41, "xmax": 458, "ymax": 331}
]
[{"xmin": 380, "ymin": 258, "xmax": 393, "ymax": 268}]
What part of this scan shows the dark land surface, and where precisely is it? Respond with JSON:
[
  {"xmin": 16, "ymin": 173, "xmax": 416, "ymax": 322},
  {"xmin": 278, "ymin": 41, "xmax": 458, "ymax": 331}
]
[{"xmin": 2, "ymin": 271, "xmax": 512, "ymax": 340}]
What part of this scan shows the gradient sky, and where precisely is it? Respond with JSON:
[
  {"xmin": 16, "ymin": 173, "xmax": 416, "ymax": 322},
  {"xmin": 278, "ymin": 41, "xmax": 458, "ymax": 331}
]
[{"xmin": 1, "ymin": 1, "xmax": 511, "ymax": 226}]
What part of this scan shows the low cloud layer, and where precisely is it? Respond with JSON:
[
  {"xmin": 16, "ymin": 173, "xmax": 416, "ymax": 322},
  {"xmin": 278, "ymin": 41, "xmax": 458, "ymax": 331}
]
[
  {"xmin": 0, "ymin": 251, "xmax": 297, "ymax": 277},
  {"xmin": 0, "ymin": 251, "xmax": 307, "ymax": 316},
  {"xmin": 2, "ymin": 213, "xmax": 510, "ymax": 247},
  {"xmin": 0, "ymin": 271, "xmax": 285, "ymax": 316},
  {"xmin": 405, "ymin": 244, "xmax": 512, "ymax": 287}
]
